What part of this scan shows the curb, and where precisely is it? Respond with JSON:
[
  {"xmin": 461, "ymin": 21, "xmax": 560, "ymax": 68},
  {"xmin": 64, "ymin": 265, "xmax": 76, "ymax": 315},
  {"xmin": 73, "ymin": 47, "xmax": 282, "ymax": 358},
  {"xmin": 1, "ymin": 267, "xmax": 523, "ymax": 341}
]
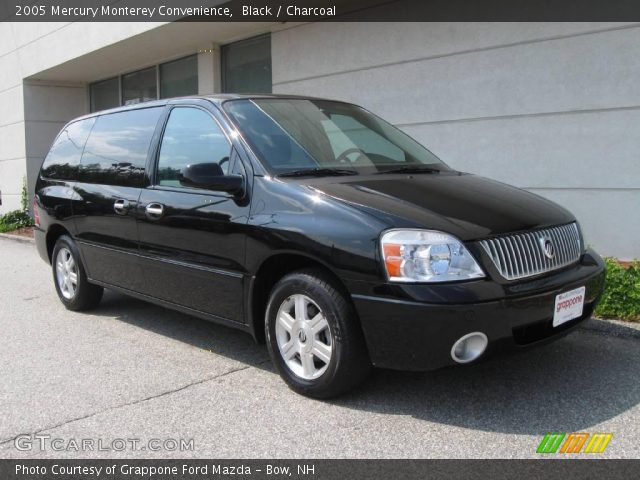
[
  {"xmin": 582, "ymin": 317, "xmax": 640, "ymax": 339},
  {"xmin": 0, "ymin": 232, "xmax": 35, "ymax": 244}
]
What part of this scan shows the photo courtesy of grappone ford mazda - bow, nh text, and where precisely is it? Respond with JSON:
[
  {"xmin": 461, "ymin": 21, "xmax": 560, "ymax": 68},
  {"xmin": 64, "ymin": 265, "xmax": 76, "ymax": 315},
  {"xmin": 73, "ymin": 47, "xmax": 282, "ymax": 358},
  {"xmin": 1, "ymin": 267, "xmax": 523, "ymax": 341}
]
[{"xmin": 33, "ymin": 95, "xmax": 606, "ymax": 398}]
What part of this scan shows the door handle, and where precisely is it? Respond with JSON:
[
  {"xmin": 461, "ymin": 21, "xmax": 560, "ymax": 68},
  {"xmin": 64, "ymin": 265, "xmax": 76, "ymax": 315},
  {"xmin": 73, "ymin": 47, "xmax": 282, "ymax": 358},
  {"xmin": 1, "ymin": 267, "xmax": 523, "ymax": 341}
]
[
  {"xmin": 145, "ymin": 202, "xmax": 165, "ymax": 219},
  {"xmin": 113, "ymin": 199, "xmax": 130, "ymax": 215}
]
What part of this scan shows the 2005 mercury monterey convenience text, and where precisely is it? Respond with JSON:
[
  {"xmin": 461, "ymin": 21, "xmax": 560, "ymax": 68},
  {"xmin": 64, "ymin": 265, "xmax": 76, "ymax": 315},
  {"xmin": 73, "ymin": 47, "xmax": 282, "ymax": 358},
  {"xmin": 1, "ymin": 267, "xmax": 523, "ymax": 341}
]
[{"xmin": 34, "ymin": 95, "xmax": 605, "ymax": 398}]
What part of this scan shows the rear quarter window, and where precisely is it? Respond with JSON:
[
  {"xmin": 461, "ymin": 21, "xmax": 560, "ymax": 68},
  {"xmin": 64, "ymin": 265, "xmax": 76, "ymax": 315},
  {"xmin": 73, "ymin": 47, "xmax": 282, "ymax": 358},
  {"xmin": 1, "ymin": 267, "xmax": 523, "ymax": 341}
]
[
  {"xmin": 79, "ymin": 107, "xmax": 162, "ymax": 187},
  {"xmin": 40, "ymin": 118, "xmax": 96, "ymax": 180}
]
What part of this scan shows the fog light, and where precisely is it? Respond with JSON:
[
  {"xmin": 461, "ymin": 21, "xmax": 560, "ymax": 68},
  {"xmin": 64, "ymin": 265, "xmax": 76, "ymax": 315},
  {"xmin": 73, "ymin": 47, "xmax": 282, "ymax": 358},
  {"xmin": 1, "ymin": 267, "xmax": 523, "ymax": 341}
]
[{"xmin": 451, "ymin": 332, "xmax": 488, "ymax": 363}]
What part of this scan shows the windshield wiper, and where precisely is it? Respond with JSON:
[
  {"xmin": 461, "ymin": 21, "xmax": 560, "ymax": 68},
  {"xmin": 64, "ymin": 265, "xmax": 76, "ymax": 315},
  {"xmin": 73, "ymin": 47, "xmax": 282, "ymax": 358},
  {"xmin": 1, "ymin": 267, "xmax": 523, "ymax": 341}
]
[
  {"xmin": 377, "ymin": 166, "xmax": 442, "ymax": 174},
  {"xmin": 278, "ymin": 168, "xmax": 358, "ymax": 178}
]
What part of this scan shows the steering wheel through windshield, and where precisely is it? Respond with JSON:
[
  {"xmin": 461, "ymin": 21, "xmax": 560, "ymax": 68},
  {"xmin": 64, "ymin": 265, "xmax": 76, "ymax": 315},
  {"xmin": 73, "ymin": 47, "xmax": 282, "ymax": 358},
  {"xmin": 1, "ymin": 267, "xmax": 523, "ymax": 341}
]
[{"xmin": 335, "ymin": 148, "xmax": 368, "ymax": 165}]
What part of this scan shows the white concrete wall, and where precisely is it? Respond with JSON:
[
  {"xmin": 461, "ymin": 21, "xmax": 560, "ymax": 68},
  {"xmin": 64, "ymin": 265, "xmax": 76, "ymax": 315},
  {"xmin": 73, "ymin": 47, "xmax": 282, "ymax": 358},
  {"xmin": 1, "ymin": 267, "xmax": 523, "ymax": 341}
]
[
  {"xmin": 23, "ymin": 82, "xmax": 88, "ymax": 193},
  {"xmin": 272, "ymin": 22, "xmax": 640, "ymax": 259}
]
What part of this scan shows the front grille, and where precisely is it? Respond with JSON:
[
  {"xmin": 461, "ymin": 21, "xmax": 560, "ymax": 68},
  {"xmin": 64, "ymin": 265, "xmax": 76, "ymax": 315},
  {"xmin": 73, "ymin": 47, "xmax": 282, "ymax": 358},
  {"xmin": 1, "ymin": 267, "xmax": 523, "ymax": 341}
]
[{"xmin": 478, "ymin": 223, "xmax": 581, "ymax": 281}]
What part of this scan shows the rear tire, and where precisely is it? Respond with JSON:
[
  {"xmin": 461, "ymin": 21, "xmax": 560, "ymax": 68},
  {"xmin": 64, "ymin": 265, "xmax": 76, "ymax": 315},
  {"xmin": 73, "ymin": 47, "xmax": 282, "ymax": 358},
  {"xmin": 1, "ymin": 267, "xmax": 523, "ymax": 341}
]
[
  {"xmin": 52, "ymin": 235, "xmax": 103, "ymax": 311},
  {"xmin": 265, "ymin": 269, "xmax": 371, "ymax": 398}
]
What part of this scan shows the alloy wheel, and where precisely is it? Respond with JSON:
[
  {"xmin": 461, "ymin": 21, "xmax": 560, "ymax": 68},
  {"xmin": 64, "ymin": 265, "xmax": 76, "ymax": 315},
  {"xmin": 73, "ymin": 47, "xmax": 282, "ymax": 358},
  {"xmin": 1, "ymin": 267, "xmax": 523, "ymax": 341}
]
[
  {"xmin": 55, "ymin": 247, "xmax": 78, "ymax": 300},
  {"xmin": 275, "ymin": 294, "xmax": 333, "ymax": 380}
]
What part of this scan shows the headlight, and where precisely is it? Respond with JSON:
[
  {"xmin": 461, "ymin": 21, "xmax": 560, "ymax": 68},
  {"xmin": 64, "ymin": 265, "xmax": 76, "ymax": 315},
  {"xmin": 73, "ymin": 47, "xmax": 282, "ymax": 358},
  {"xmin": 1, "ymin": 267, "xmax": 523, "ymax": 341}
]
[{"xmin": 381, "ymin": 229, "xmax": 485, "ymax": 283}]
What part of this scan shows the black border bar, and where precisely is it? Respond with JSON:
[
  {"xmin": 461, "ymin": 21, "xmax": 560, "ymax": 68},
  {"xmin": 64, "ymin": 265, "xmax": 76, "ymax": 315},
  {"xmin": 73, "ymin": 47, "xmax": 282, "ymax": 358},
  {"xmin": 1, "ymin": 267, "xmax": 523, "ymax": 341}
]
[
  {"xmin": 1, "ymin": 459, "xmax": 639, "ymax": 480},
  {"xmin": 5, "ymin": 0, "xmax": 640, "ymax": 22}
]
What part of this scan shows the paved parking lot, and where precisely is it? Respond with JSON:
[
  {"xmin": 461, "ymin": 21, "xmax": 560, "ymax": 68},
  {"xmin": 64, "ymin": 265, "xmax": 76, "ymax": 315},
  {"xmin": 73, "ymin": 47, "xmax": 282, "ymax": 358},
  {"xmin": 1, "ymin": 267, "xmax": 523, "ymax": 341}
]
[{"xmin": 0, "ymin": 237, "xmax": 638, "ymax": 458}]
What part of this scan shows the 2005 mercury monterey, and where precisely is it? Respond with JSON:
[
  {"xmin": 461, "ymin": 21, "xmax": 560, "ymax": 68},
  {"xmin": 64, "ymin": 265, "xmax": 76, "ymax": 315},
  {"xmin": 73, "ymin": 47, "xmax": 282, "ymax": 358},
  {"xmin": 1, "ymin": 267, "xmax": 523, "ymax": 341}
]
[{"xmin": 34, "ymin": 95, "xmax": 605, "ymax": 398}]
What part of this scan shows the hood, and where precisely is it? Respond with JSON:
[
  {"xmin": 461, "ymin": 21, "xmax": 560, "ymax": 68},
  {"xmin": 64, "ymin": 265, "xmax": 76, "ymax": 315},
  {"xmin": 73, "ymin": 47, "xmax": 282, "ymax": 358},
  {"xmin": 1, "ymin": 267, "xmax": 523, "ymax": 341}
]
[{"xmin": 304, "ymin": 172, "xmax": 574, "ymax": 241}]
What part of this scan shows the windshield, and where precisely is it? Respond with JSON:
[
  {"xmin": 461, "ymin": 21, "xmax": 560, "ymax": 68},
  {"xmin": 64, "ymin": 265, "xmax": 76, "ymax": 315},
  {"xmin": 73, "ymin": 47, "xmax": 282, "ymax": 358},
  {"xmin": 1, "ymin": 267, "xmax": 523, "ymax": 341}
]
[{"xmin": 223, "ymin": 99, "xmax": 448, "ymax": 175}]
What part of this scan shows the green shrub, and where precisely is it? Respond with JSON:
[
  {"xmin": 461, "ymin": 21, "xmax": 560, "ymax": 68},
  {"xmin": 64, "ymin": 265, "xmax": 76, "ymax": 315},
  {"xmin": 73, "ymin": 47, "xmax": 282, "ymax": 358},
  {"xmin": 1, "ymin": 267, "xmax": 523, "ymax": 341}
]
[
  {"xmin": 0, "ymin": 209, "xmax": 34, "ymax": 233},
  {"xmin": 0, "ymin": 176, "xmax": 35, "ymax": 233},
  {"xmin": 595, "ymin": 258, "xmax": 640, "ymax": 322},
  {"xmin": 21, "ymin": 176, "xmax": 29, "ymax": 212}
]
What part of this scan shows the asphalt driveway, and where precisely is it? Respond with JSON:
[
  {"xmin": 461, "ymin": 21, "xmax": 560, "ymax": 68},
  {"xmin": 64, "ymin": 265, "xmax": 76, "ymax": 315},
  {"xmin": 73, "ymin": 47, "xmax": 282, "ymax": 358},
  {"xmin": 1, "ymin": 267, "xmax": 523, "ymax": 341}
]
[{"xmin": 0, "ymin": 236, "xmax": 638, "ymax": 458}]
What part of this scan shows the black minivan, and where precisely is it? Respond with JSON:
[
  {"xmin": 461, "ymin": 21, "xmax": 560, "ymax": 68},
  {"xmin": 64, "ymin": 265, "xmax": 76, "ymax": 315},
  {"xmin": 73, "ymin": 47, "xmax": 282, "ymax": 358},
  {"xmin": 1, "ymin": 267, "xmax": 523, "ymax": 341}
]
[{"xmin": 35, "ymin": 95, "xmax": 605, "ymax": 398}]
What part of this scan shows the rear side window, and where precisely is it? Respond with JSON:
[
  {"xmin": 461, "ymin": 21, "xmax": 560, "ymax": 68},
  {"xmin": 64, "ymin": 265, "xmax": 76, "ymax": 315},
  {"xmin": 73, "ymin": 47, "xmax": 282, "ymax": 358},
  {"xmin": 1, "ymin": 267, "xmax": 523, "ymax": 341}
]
[
  {"xmin": 156, "ymin": 107, "xmax": 231, "ymax": 187},
  {"xmin": 40, "ymin": 118, "xmax": 96, "ymax": 180},
  {"xmin": 79, "ymin": 107, "xmax": 162, "ymax": 187}
]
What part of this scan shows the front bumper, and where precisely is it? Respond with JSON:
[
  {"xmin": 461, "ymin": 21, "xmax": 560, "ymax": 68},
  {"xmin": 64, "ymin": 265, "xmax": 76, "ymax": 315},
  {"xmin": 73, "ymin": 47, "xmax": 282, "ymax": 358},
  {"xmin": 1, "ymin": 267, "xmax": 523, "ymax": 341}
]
[{"xmin": 351, "ymin": 249, "xmax": 606, "ymax": 371}]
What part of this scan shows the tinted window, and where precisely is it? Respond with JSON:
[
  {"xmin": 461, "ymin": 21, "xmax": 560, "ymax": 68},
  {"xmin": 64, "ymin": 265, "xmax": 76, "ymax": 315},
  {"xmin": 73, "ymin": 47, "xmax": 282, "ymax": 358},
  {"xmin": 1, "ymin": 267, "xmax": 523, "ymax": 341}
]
[
  {"xmin": 122, "ymin": 67, "xmax": 157, "ymax": 106},
  {"xmin": 221, "ymin": 100, "xmax": 316, "ymax": 170},
  {"xmin": 224, "ymin": 99, "xmax": 446, "ymax": 175},
  {"xmin": 157, "ymin": 108, "xmax": 231, "ymax": 187},
  {"xmin": 160, "ymin": 56, "xmax": 198, "ymax": 99},
  {"xmin": 90, "ymin": 78, "xmax": 119, "ymax": 112},
  {"xmin": 324, "ymin": 114, "xmax": 405, "ymax": 163},
  {"xmin": 222, "ymin": 34, "xmax": 272, "ymax": 94},
  {"xmin": 41, "ymin": 118, "xmax": 96, "ymax": 180},
  {"xmin": 80, "ymin": 107, "xmax": 162, "ymax": 187}
]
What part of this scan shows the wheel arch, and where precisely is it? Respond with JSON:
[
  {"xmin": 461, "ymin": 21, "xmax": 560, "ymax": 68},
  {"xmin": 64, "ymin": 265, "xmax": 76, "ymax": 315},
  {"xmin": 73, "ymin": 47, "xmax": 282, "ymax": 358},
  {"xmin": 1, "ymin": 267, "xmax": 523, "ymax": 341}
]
[
  {"xmin": 248, "ymin": 252, "xmax": 355, "ymax": 343},
  {"xmin": 46, "ymin": 223, "xmax": 72, "ymax": 263}
]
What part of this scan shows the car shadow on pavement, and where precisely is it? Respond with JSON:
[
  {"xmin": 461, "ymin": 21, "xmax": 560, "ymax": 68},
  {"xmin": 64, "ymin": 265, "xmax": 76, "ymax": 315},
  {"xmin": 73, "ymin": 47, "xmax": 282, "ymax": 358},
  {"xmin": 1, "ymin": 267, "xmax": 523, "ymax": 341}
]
[
  {"xmin": 336, "ymin": 328, "xmax": 640, "ymax": 435},
  {"xmin": 93, "ymin": 291, "xmax": 639, "ymax": 435},
  {"xmin": 92, "ymin": 290, "xmax": 272, "ymax": 371}
]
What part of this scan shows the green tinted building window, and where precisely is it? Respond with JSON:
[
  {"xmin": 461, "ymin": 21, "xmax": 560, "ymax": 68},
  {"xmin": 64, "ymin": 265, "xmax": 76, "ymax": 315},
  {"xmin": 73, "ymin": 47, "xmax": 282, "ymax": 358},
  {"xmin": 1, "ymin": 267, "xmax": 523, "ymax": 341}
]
[
  {"xmin": 222, "ymin": 34, "xmax": 272, "ymax": 94},
  {"xmin": 160, "ymin": 55, "xmax": 198, "ymax": 99},
  {"xmin": 90, "ymin": 54, "xmax": 198, "ymax": 112},
  {"xmin": 90, "ymin": 77, "xmax": 119, "ymax": 112},
  {"xmin": 122, "ymin": 67, "xmax": 157, "ymax": 106}
]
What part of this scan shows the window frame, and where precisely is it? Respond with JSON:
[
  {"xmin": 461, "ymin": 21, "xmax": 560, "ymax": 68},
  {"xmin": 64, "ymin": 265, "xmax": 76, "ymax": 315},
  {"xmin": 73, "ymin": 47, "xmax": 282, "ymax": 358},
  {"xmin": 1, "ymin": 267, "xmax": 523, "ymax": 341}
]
[{"xmin": 149, "ymin": 104, "xmax": 236, "ymax": 197}]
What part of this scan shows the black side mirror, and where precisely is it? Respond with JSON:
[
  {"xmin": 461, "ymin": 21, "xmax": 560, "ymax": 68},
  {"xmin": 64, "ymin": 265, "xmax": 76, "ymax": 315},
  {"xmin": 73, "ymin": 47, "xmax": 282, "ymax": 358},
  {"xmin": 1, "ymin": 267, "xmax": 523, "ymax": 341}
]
[{"xmin": 179, "ymin": 162, "xmax": 244, "ymax": 195}]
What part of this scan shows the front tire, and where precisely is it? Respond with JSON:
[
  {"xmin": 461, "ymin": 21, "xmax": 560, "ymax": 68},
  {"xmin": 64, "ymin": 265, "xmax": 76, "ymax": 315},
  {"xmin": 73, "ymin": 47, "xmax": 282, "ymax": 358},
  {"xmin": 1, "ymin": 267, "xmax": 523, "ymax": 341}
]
[
  {"xmin": 265, "ymin": 269, "xmax": 371, "ymax": 398},
  {"xmin": 52, "ymin": 235, "xmax": 103, "ymax": 311}
]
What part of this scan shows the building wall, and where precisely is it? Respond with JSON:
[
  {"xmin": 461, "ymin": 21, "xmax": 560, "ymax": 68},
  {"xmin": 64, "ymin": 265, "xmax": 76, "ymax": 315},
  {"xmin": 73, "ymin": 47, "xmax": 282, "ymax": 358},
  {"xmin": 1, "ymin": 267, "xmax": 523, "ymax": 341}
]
[
  {"xmin": 23, "ymin": 82, "xmax": 87, "ymax": 196},
  {"xmin": 272, "ymin": 22, "xmax": 640, "ymax": 259}
]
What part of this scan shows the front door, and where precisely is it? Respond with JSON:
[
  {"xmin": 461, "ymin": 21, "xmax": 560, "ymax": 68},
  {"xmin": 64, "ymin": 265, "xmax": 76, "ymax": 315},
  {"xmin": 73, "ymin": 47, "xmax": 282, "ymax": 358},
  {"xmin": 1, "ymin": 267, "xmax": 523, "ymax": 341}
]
[{"xmin": 135, "ymin": 105, "xmax": 250, "ymax": 323}]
